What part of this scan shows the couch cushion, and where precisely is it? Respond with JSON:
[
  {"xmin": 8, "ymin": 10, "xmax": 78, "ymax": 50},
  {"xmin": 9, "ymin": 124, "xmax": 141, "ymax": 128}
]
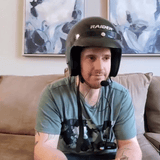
[
  {"xmin": 0, "ymin": 75, "xmax": 64, "ymax": 135},
  {"xmin": 137, "ymin": 134, "xmax": 160, "ymax": 160},
  {"xmin": 145, "ymin": 76, "xmax": 160, "ymax": 133},
  {"xmin": 144, "ymin": 132, "xmax": 160, "ymax": 152},
  {"xmin": 0, "ymin": 133, "xmax": 34, "ymax": 160},
  {"xmin": 112, "ymin": 73, "xmax": 153, "ymax": 135}
]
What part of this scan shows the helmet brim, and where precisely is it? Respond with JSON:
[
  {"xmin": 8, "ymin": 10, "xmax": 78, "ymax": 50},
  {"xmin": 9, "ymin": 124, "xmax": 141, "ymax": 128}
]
[{"xmin": 73, "ymin": 37, "xmax": 121, "ymax": 49}]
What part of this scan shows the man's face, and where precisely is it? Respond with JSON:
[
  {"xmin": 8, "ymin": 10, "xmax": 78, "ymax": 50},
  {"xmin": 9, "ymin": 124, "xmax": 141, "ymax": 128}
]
[{"xmin": 80, "ymin": 47, "xmax": 111, "ymax": 89}]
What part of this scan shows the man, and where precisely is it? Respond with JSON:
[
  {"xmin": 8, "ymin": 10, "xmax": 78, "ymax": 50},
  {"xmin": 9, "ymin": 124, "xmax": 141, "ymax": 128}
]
[{"xmin": 34, "ymin": 17, "xmax": 142, "ymax": 160}]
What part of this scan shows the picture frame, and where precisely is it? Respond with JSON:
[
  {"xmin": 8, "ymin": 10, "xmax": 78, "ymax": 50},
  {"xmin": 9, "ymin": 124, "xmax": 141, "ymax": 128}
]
[
  {"xmin": 107, "ymin": 0, "xmax": 160, "ymax": 56},
  {"xmin": 22, "ymin": 0, "xmax": 85, "ymax": 57}
]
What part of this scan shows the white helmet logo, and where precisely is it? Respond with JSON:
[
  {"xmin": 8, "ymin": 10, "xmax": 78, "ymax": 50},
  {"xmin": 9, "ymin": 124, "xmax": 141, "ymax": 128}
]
[{"xmin": 90, "ymin": 25, "xmax": 113, "ymax": 31}]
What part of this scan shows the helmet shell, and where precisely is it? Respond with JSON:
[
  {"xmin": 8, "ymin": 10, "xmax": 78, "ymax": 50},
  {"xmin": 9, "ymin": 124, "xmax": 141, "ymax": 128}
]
[{"xmin": 66, "ymin": 17, "xmax": 122, "ymax": 77}]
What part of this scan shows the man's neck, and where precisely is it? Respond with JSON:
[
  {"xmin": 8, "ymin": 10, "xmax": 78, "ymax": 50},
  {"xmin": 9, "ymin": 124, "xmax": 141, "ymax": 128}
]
[{"xmin": 76, "ymin": 77, "xmax": 101, "ymax": 107}]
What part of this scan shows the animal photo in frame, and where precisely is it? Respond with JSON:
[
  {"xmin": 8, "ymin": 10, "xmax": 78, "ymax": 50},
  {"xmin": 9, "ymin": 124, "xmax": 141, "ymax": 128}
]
[{"xmin": 23, "ymin": 0, "xmax": 85, "ymax": 56}]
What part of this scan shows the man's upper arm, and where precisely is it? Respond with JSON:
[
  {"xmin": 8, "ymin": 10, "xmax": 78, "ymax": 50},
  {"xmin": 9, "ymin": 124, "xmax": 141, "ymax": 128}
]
[
  {"xmin": 35, "ymin": 131, "xmax": 60, "ymax": 149},
  {"xmin": 114, "ymin": 89, "xmax": 137, "ymax": 140}
]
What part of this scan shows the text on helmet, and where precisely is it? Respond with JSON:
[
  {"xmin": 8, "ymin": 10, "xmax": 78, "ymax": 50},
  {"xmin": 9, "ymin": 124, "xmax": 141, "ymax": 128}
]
[{"xmin": 90, "ymin": 25, "xmax": 113, "ymax": 30}]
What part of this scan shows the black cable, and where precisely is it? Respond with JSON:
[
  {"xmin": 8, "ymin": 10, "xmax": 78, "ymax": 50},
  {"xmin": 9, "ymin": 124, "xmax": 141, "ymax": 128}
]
[{"xmin": 76, "ymin": 79, "xmax": 84, "ymax": 152}]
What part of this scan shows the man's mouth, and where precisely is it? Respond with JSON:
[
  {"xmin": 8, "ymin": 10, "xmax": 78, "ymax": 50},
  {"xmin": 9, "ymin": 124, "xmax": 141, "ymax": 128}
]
[
  {"xmin": 94, "ymin": 75, "xmax": 105, "ymax": 80},
  {"xmin": 94, "ymin": 74, "xmax": 105, "ymax": 77},
  {"xmin": 95, "ymin": 74, "xmax": 103, "ymax": 76}
]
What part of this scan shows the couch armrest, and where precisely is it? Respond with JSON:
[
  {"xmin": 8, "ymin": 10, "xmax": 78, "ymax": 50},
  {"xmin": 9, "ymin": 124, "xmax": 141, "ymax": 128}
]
[
  {"xmin": 145, "ymin": 76, "xmax": 160, "ymax": 133},
  {"xmin": 144, "ymin": 132, "xmax": 160, "ymax": 153}
]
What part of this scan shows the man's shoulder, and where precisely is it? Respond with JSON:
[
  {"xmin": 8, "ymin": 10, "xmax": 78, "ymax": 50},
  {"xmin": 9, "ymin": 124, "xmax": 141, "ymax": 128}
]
[
  {"xmin": 110, "ymin": 80, "xmax": 129, "ymax": 94},
  {"xmin": 48, "ymin": 76, "xmax": 74, "ymax": 90},
  {"xmin": 40, "ymin": 76, "xmax": 76, "ymax": 102}
]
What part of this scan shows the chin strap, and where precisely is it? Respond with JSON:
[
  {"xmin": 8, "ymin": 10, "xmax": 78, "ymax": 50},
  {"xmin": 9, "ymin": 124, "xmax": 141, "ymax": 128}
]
[{"xmin": 79, "ymin": 74, "xmax": 85, "ymax": 83}]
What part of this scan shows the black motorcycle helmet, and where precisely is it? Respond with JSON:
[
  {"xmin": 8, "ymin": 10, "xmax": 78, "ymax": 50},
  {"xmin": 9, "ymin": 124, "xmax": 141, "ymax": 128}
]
[{"xmin": 65, "ymin": 16, "xmax": 122, "ymax": 77}]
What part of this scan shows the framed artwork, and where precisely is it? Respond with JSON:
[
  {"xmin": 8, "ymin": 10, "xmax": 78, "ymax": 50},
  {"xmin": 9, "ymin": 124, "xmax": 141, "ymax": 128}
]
[
  {"xmin": 23, "ymin": 0, "xmax": 85, "ymax": 56},
  {"xmin": 107, "ymin": 0, "xmax": 160, "ymax": 56}
]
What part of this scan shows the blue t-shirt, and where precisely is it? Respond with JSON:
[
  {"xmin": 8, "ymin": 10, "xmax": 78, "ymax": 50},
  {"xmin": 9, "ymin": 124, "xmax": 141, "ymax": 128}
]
[{"xmin": 35, "ymin": 76, "xmax": 136, "ymax": 155}]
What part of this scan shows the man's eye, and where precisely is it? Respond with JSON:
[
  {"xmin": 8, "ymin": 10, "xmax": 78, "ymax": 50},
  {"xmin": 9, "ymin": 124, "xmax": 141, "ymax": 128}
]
[
  {"xmin": 104, "ymin": 56, "xmax": 111, "ymax": 60},
  {"xmin": 88, "ymin": 56, "xmax": 95, "ymax": 60}
]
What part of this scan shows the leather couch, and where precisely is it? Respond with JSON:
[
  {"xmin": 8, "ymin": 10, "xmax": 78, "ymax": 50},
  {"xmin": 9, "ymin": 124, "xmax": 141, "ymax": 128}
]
[{"xmin": 0, "ymin": 71, "xmax": 159, "ymax": 160}]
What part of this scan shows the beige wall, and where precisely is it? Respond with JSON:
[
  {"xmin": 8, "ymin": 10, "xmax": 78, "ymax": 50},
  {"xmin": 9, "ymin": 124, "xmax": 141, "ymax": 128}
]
[{"xmin": 0, "ymin": 0, "xmax": 160, "ymax": 76}]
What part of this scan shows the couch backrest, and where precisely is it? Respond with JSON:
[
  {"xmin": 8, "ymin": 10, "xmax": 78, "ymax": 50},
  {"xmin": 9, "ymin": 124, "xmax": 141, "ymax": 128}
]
[
  {"xmin": 145, "ymin": 76, "xmax": 160, "ymax": 133},
  {"xmin": 112, "ymin": 72, "xmax": 153, "ymax": 135},
  {"xmin": 0, "ymin": 75, "xmax": 64, "ymax": 136},
  {"xmin": 0, "ymin": 72, "xmax": 154, "ymax": 136}
]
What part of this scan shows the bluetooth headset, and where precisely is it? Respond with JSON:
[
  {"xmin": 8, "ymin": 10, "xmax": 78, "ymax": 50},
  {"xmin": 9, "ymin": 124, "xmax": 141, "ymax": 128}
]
[{"xmin": 65, "ymin": 17, "xmax": 122, "ymax": 152}]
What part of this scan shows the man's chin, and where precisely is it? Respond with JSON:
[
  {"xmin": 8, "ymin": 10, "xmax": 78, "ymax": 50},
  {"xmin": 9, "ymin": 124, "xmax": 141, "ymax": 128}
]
[
  {"xmin": 88, "ymin": 82, "xmax": 102, "ymax": 89},
  {"xmin": 84, "ymin": 78, "xmax": 107, "ymax": 89}
]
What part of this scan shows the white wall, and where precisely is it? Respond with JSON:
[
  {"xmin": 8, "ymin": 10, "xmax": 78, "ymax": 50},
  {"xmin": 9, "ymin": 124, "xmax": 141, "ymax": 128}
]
[{"xmin": 0, "ymin": 0, "xmax": 160, "ymax": 76}]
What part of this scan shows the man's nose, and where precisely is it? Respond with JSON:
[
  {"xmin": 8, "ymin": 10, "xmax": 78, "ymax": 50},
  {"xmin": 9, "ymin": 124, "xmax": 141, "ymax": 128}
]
[{"xmin": 94, "ymin": 58, "xmax": 103, "ymax": 70}]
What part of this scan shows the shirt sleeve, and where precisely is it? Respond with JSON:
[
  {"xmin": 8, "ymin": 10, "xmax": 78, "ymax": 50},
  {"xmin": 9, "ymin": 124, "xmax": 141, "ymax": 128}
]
[
  {"xmin": 35, "ymin": 85, "xmax": 62, "ymax": 135},
  {"xmin": 114, "ymin": 90, "xmax": 137, "ymax": 140}
]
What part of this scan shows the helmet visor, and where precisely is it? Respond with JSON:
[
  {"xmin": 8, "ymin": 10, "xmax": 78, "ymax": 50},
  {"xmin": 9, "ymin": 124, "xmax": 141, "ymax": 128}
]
[{"xmin": 73, "ymin": 30, "xmax": 122, "ymax": 49}]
